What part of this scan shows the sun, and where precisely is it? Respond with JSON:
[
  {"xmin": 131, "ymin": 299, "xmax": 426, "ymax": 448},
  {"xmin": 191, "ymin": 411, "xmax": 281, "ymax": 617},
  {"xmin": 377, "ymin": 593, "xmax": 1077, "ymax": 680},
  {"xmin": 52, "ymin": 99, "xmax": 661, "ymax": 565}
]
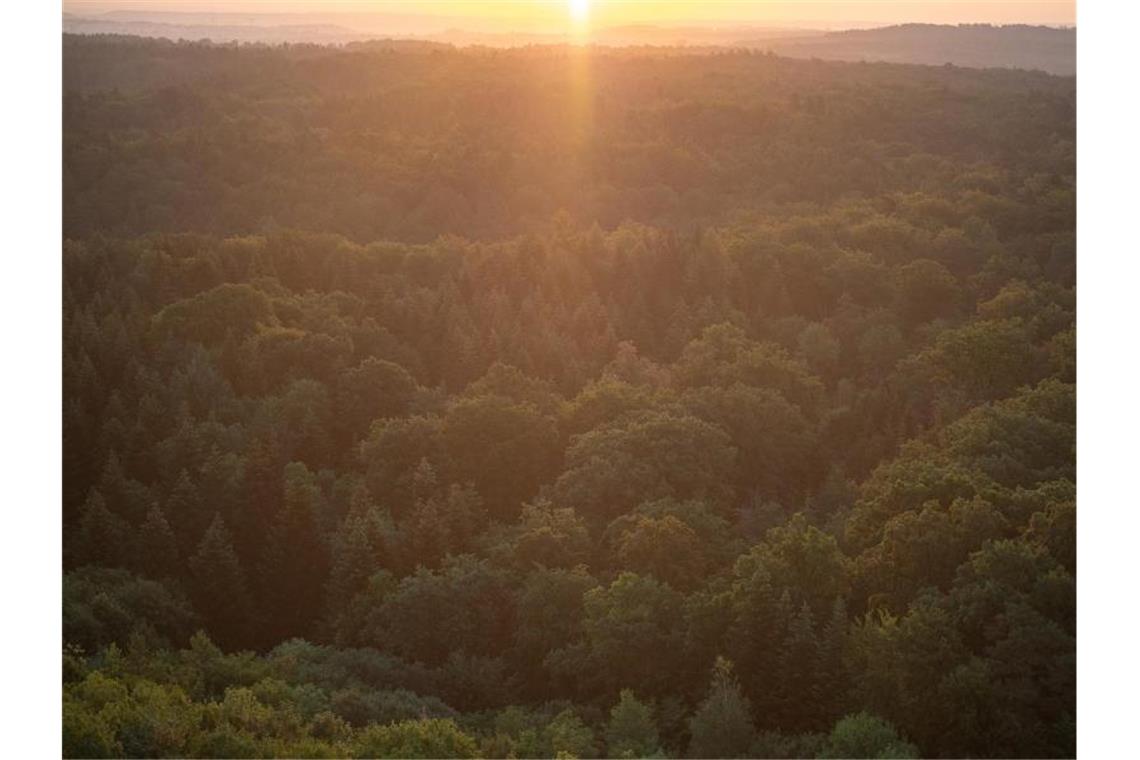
[{"xmin": 569, "ymin": 0, "xmax": 591, "ymax": 22}]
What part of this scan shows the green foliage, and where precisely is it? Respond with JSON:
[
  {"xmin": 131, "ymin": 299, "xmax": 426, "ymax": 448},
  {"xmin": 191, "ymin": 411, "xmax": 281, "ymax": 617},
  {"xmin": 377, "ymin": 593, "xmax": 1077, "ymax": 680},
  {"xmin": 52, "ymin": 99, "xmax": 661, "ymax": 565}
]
[
  {"xmin": 188, "ymin": 515, "xmax": 252, "ymax": 649},
  {"xmin": 817, "ymin": 713, "xmax": 919, "ymax": 759},
  {"xmin": 63, "ymin": 567, "xmax": 196, "ymax": 654},
  {"xmin": 353, "ymin": 719, "xmax": 478, "ymax": 759},
  {"xmin": 154, "ymin": 283, "xmax": 275, "ymax": 344},
  {"xmin": 334, "ymin": 357, "xmax": 420, "ymax": 441},
  {"xmin": 365, "ymin": 555, "xmax": 513, "ymax": 666},
  {"xmin": 63, "ymin": 37, "xmax": 1074, "ymax": 760},
  {"xmin": 605, "ymin": 690, "xmax": 661, "ymax": 758},
  {"xmin": 442, "ymin": 393, "xmax": 561, "ymax": 519},
  {"xmin": 553, "ymin": 411, "xmax": 737, "ymax": 520},
  {"xmin": 510, "ymin": 500, "xmax": 594, "ymax": 570},
  {"xmin": 563, "ymin": 572, "xmax": 686, "ymax": 698},
  {"xmin": 687, "ymin": 658, "xmax": 756, "ymax": 759},
  {"xmin": 546, "ymin": 709, "xmax": 601, "ymax": 759}
]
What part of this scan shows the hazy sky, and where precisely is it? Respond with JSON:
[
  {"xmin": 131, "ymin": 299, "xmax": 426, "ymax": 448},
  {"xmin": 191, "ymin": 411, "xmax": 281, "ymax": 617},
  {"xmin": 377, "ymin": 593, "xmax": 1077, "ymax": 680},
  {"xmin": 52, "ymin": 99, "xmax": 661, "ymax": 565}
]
[{"xmin": 64, "ymin": 1, "xmax": 1077, "ymax": 31}]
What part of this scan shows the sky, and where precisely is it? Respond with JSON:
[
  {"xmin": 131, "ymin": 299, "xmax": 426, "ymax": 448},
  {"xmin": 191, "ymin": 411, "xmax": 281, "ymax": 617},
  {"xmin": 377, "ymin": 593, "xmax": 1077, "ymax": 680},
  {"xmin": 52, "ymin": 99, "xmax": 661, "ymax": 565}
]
[{"xmin": 63, "ymin": 1, "xmax": 1078, "ymax": 32}]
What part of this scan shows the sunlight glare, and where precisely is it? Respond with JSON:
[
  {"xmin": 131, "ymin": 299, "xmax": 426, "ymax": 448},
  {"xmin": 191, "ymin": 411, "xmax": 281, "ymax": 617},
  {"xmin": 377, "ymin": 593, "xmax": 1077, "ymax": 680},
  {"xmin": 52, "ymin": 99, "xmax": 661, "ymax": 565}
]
[{"xmin": 569, "ymin": 0, "xmax": 590, "ymax": 23}]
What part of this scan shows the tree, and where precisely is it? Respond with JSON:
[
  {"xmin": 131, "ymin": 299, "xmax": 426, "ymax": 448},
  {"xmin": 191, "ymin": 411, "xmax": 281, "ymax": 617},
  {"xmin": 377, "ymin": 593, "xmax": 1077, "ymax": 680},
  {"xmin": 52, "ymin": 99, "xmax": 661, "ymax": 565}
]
[
  {"xmin": 325, "ymin": 515, "xmax": 379, "ymax": 622},
  {"xmin": 510, "ymin": 500, "xmax": 593, "ymax": 570},
  {"xmin": 188, "ymin": 514, "xmax": 252, "ymax": 649},
  {"xmin": 545, "ymin": 709, "xmax": 599, "ymax": 759},
  {"xmin": 63, "ymin": 567, "xmax": 197, "ymax": 653},
  {"xmin": 917, "ymin": 318, "xmax": 1043, "ymax": 401},
  {"xmin": 513, "ymin": 566, "xmax": 599, "ymax": 693},
  {"xmin": 816, "ymin": 598, "xmax": 851, "ymax": 724},
  {"xmin": 672, "ymin": 323, "xmax": 823, "ymax": 412},
  {"xmin": 258, "ymin": 462, "xmax": 331, "ymax": 641},
  {"xmin": 745, "ymin": 514, "xmax": 851, "ymax": 620},
  {"xmin": 395, "ymin": 472, "xmax": 485, "ymax": 572},
  {"xmin": 893, "ymin": 258, "xmax": 960, "ymax": 324},
  {"xmin": 605, "ymin": 690, "xmax": 660, "ymax": 758},
  {"xmin": 817, "ymin": 713, "xmax": 918, "ymax": 759},
  {"xmin": 547, "ymin": 572, "xmax": 685, "ymax": 699},
  {"xmin": 441, "ymin": 394, "xmax": 561, "ymax": 520},
  {"xmin": 72, "ymin": 489, "xmax": 130, "ymax": 569},
  {"xmin": 680, "ymin": 383, "xmax": 818, "ymax": 501},
  {"xmin": 774, "ymin": 602, "xmax": 822, "ymax": 731},
  {"xmin": 553, "ymin": 411, "xmax": 737, "ymax": 520},
  {"xmin": 366, "ymin": 555, "xmax": 514, "ymax": 666},
  {"xmin": 687, "ymin": 658, "xmax": 756, "ymax": 759},
  {"xmin": 360, "ymin": 415, "xmax": 446, "ymax": 517},
  {"xmin": 334, "ymin": 357, "xmax": 419, "ymax": 442},
  {"xmin": 796, "ymin": 323, "xmax": 840, "ymax": 379},
  {"xmin": 164, "ymin": 469, "xmax": 206, "ymax": 554},
  {"xmin": 610, "ymin": 514, "xmax": 708, "ymax": 590},
  {"xmin": 353, "ymin": 718, "xmax": 478, "ymax": 759},
  {"xmin": 136, "ymin": 505, "xmax": 180, "ymax": 579}
]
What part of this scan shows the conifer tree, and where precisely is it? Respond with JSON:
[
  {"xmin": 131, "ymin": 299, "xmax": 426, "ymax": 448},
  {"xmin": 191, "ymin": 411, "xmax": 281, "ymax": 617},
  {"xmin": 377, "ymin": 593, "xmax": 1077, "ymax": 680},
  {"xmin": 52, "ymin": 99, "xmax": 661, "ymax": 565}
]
[
  {"xmin": 776, "ymin": 601, "xmax": 822, "ymax": 730},
  {"xmin": 816, "ymin": 597, "xmax": 851, "ymax": 724},
  {"xmin": 73, "ymin": 489, "xmax": 130, "ymax": 569},
  {"xmin": 188, "ymin": 513, "xmax": 251, "ymax": 649},
  {"xmin": 258, "ymin": 462, "xmax": 330, "ymax": 640},
  {"xmin": 164, "ymin": 469, "xmax": 204, "ymax": 553},
  {"xmin": 687, "ymin": 658, "xmax": 756, "ymax": 759},
  {"xmin": 326, "ymin": 515, "xmax": 377, "ymax": 618},
  {"xmin": 136, "ymin": 505, "xmax": 179, "ymax": 580},
  {"xmin": 605, "ymin": 689, "xmax": 660, "ymax": 759}
]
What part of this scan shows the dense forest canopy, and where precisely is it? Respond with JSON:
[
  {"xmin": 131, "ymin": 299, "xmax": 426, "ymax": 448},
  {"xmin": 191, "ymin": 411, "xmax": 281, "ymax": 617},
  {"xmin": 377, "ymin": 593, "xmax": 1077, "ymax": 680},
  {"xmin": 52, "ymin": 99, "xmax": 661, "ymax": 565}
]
[{"xmin": 62, "ymin": 34, "xmax": 1075, "ymax": 758}]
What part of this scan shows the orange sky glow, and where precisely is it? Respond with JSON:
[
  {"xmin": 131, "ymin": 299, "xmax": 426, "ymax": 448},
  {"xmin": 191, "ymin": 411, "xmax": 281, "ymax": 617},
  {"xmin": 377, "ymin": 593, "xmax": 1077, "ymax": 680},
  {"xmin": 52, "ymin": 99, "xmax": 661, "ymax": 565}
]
[{"xmin": 64, "ymin": 1, "xmax": 1077, "ymax": 31}]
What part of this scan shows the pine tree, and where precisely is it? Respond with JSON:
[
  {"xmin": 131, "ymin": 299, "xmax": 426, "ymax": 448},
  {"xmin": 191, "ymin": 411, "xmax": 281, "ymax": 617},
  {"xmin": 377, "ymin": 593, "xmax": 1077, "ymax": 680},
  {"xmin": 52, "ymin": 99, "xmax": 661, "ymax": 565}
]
[
  {"xmin": 728, "ymin": 566, "xmax": 788, "ymax": 715},
  {"xmin": 72, "ymin": 489, "xmax": 130, "ymax": 569},
  {"xmin": 816, "ymin": 597, "xmax": 850, "ymax": 725},
  {"xmin": 258, "ymin": 462, "xmax": 330, "ymax": 641},
  {"xmin": 98, "ymin": 449, "xmax": 150, "ymax": 523},
  {"xmin": 776, "ymin": 601, "xmax": 821, "ymax": 731},
  {"xmin": 605, "ymin": 689, "xmax": 660, "ymax": 758},
  {"xmin": 164, "ymin": 469, "xmax": 204, "ymax": 554},
  {"xmin": 687, "ymin": 658, "xmax": 756, "ymax": 759},
  {"xmin": 239, "ymin": 431, "xmax": 284, "ymax": 555},
  {"xmin": 136, "ymin": 505, "xmax": 179, "ymax": 580},
  {"xmin": 188, "ymin": 513, "xmax": 251, "ymax": 649},
  {"xmin": 326, "ymin": 515, "xmax": 377, "ymax": 617}
]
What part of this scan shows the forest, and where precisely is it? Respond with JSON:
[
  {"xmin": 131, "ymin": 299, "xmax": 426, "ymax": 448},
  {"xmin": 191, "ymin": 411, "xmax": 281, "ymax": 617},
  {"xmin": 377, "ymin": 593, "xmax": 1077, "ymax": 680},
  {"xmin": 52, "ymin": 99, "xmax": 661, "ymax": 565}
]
[{"xmin": 62, "ymin": 34, "xmax": 1075, "ymax": 758}]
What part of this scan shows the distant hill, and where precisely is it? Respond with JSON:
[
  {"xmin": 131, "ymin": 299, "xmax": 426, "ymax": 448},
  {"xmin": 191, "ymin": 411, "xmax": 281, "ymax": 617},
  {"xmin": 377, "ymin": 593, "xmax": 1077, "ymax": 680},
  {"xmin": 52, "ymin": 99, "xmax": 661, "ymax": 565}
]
[
  {"xmin": 62, "ymin": 14, "xmax": 1075, "ymax": 76},
  {"xmin": 62, "ymin": 13, "xmax": 369, "ymax": 44},
  {"xmin": 755, "ymin": 24, "xmax": 1074, "ymax": 76}
]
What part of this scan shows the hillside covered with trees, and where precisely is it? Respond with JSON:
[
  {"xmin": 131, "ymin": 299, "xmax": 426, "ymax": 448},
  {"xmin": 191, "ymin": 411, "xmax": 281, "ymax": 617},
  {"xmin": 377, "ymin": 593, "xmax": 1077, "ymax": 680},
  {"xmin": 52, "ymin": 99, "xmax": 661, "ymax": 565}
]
[{"xmin": 62, "ymin": 35, "xmax": 1075, "ymax": 758}]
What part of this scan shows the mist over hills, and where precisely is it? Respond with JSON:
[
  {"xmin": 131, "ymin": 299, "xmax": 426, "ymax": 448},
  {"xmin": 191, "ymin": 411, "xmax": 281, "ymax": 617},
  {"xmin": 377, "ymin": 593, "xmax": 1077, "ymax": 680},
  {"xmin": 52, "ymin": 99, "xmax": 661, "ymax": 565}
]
[
  {"xmin": 758, "ymin": 23, "xmax": 1074, "ymax": 76},
  {"xmin": 63, "ymin": 10, "xmax": 1073, "ymax": 75}
]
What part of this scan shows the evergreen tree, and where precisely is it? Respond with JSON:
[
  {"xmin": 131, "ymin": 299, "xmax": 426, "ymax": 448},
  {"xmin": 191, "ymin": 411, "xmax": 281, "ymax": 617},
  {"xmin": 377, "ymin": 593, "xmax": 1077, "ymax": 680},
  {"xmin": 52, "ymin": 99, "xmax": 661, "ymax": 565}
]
[
  {"xmin": 816, "ymin": 597, "xmax": 851, "ymax": 725},
  {"xmin": 258, "ymin": 462, "xmax": 330, "ymax": 641},
  {"xmin": 188, "ymin": 514, "xmax": 251, "ymax": 649},
  {"xmin": 73, "ymin": 489, "xmax": 130, "ymax": 569},
  {"xmin": 325, "ymin": 515, "xmax": 377, "ymax": 619},
  {"xmin": 136, "ymin": 505, "xmax": 179, "ymax": 580},
  {"xmin": 98, "ymin": 450, "xmax": 150, "ymax": 523},
  {"xmin": 164, "ymin": 469, "xmax": 204, "ymax": 554},
  {"xmin": 818, "ymin": 713, "xmax": 919, "ymax": 759},
  {"xmin": 605, "ymin": 689, "xmax": 660, "ymax": 758},
  {"xmin": 687, "ymin": 658, "xmax": 756, "ymax": 759},
  {"xmin": 775, "ymin": 601, "xmax": 822, "ymax": 731}
]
